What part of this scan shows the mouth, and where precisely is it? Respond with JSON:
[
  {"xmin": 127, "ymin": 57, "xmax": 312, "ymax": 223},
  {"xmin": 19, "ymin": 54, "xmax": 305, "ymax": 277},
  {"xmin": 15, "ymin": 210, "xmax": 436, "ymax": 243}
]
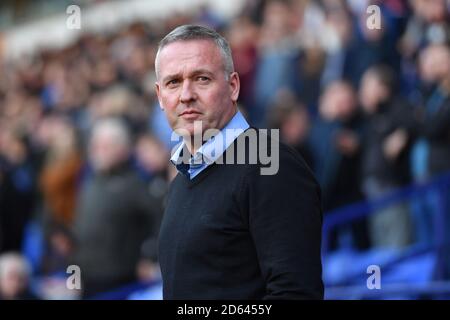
[{"xmin": 179, "ymin": 109, "xmax": 202, "ymax": 119}]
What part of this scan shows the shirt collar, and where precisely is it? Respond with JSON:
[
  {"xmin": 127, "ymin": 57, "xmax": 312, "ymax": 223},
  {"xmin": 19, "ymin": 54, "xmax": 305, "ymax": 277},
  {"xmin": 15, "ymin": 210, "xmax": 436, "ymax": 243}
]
[{"xmin": 170, "ymin": 110, "xmax": 250, "ymax": 167}]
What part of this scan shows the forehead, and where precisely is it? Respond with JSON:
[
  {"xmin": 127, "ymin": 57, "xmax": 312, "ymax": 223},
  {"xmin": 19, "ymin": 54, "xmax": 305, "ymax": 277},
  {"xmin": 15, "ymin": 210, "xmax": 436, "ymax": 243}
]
[{"xmin": 157, "ymin": 39, "xmax": 223, "ymax": 76}]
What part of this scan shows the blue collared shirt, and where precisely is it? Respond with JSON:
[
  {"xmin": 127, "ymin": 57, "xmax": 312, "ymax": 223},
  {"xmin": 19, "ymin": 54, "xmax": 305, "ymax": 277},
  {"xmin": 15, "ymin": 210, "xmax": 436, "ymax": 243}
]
[{"xmin": 170, "ymin": 110, "xmax": 250, "ymax": 179}]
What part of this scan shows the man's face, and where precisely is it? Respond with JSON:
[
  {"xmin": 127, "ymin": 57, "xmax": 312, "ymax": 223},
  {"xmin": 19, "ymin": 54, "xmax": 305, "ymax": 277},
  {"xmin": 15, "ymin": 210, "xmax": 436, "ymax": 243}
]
[
  {"xmin": 89, "ymin": 131, "xmax": 128, "ymax": 172},
  {"xmin": 420, "ymin": 45, "xmax": 450, "ymax": 83},
  {"xmin": 360, "ymin": 73, "xmax": 387, "ymax": 113},
  {"xmin": 155, "ymin": 39, "xmax": 239, "ymax": 138}
]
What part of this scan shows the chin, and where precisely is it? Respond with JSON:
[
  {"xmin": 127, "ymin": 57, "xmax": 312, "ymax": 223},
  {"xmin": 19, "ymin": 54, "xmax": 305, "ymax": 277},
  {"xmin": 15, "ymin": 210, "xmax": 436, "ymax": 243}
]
[{"xmin": 174, "ymin": 123, "xmax": 202, "ymax": 137}]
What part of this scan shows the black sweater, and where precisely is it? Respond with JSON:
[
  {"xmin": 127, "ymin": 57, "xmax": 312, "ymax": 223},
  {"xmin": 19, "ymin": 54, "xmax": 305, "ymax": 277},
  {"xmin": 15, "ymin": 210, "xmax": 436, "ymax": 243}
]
[{"xmin": 158, "ymin": 130, "xmax": 323, "ymax": 299}]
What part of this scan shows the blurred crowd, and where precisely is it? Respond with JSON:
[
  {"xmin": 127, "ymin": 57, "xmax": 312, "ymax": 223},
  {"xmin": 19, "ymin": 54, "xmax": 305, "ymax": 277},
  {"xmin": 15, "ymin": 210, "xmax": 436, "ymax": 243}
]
[{"xmin": 1, "ymin": 0, "xmax": 450, "ymax": 299}]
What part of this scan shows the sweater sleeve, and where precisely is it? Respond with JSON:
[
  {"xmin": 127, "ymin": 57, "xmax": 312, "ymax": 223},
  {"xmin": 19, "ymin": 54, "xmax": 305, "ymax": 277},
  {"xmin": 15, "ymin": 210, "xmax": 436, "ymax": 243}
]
[{"xmin": 243, "ymin": 144, "xmax": 324, "ymax": 300}]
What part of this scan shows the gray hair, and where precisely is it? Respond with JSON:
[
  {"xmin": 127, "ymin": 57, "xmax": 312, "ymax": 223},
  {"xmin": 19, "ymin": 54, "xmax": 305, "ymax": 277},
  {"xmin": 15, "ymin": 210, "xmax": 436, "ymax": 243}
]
[
  {"xmin": 91, "ymin": 117, "xmax": 131, "ymax": 149},
  {"xmin": 155, "ymin": 24, "xmax": 234, "ymax": 79}
]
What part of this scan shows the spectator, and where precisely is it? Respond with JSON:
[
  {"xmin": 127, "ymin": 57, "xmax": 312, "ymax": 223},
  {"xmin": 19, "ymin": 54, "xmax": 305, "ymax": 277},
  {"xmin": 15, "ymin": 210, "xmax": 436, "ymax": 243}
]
[
  {"xmin": 73, "ymin": 118, "xmax": 162, "ymax": 298},
  {"xmin": 252, "ymin": 0, "xmax": 300, "ymax": 127},
  {"xmin": 360, "ymin": 64, "xmax": 415, "ymax": 248},
  {"xmin": 0, "ymin": 252, "xmax": 37, "ymax": 300},
  {"xmin": 399, "ymin": 0, "xmax": 450, "ymax": 99},
  {"xmin": 0, "ymin": 127, "xmax": 36, "ymax": 253},
  {"xmin": 39, "ymin": 115, "xmax": 84, "ymax": 228},
  {"xmin": 227, "ymin": 16, "xmax": 259, "ymax": 116},
  {"xmin": 311, "ymin": 80, "xmax": 369, "ymax": 250},
  {"xmin": 413, "ymin": 44, "xmax": 450, "ymax": 179},
  {"xmin": 267, "ymin": 90, "xmax": 315, "ymax": 170},
  {"xmin": 410, "ymin": 44, "xmax": 450, "ymax": 256}
]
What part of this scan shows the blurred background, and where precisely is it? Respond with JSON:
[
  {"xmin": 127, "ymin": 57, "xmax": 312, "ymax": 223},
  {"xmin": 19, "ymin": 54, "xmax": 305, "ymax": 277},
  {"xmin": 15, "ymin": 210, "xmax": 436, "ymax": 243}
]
[{"xmin": 0, "ymin": 0, "xmax": 450, "ymax": 300}]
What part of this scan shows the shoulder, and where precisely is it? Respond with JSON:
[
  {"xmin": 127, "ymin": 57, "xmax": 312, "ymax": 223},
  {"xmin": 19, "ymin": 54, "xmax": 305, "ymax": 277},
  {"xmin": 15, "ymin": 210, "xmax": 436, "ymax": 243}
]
[
  {"xmin": 234, "ymin": 129, "xmax": 322, "ymax": 224},
  {"xmin": 235, "ymin": 128, "xmax": 319, "ymax": 189}
]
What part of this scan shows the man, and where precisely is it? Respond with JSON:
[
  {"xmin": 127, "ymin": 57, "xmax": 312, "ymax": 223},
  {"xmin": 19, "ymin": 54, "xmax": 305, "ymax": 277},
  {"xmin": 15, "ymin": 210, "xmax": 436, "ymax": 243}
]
[
  {"xmin": 73, "ymin": 118, "xmax": 162, "ymax": 298},
  {"xmin": 413, "ymin": 44, "xmax": 450, "ymax": 277},
  {"xmin": 155, "ymin": 25, "xmax": 323, "ymax": 299},
  {"xmin": 359, "ymin": 65, "xmax": 415, "ymax": 248},
  {"xmin": 313, "ymin": 80, "xmax": 369, "ymax": 251},
  {"xmin": 414, "ymin": 43, "xmax": 450, "ymax": 179}
]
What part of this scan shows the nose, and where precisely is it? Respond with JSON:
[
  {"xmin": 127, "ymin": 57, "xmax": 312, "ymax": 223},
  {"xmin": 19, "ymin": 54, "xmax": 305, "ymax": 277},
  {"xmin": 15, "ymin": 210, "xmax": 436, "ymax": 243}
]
[{"xmin": 179, "ymin": 80, "xmax": 196, "ymax": 104}]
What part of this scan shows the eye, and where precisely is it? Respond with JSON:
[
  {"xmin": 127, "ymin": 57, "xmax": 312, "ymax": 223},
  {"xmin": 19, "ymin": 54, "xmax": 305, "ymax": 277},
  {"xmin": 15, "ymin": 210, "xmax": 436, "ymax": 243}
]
[
  {"xmin": 166, "ymin": 79, "xmax": 180, "ymax": 87},
  {"xmin": 196, "ymin": 76, "xmax": 210, "ymax": 83}
]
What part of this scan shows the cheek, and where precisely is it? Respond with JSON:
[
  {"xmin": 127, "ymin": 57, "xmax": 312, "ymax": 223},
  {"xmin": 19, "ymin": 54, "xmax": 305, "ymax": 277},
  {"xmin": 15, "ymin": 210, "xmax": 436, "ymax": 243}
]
[
  {"xmin": 159, "ymin": 95, "xmax": 182, "ymax": 130},
  {"xmin": 160, "ymin": 92, "xmax": 178, "ymax": 110},
  {"xmin": 200, "ymin": 88, "xmax": 228, "ymax": 112}
]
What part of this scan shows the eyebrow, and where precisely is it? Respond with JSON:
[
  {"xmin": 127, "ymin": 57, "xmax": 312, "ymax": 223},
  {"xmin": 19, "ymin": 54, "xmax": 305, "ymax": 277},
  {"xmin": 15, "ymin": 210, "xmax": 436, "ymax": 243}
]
[{"xmin": 162, "ymin": 69, "xmax": 215, "ymax": 83}]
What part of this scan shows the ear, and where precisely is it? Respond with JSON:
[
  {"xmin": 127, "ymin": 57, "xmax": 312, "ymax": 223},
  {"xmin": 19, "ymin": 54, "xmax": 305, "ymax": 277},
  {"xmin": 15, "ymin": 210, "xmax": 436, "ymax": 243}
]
[
  {"xmin": 155, "ymin": 82, "xmax": 164, "ymax": 110},
  {"xmin": 229, "ymin": 72, "xmax": 240, "ymax": 104}
]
